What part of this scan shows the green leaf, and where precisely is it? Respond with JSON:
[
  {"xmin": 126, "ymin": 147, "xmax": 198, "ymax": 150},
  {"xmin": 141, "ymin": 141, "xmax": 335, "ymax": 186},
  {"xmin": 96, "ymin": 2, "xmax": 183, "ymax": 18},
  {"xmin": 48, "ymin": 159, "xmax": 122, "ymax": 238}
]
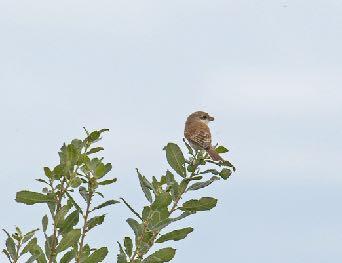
[
  {"xmin": 219, "ymin": 168, "xmax": 232, "ymax": 180},
  {"xmin": 65, "ymin": 192, "xmax": 83, "ymax": 214},
  {"xmin": 22, "ymin": 228, "xmax": 39, "ymax": 243},
  {"xmin": 95, "ymin": 163, "xmax": 112, "ymax": 179},
  {"xmin": 165, "ymin": 143, "xmax": 186, "ymax": 178},
  {"xmin": 83, "ymin": 247, "xmax": 108, "ymax": 263},
  {"xmin": 59, "ymin": 210, "xmax": 79, "ymax": 234},
  {"xmin": 93, "ymin": 200, "xmax": 120, "ymax": 211},
  {"xmin": 5, "ymin": 236, "xmax": 16, "ymax": 260},
  {"xmin": 87, "ymin": 147, "xmax": 104, "ymax": 155},
  {"xmin": 70, "ymin": 177, "xmax": 82, "ymax": 188},
  {"xmin": 137, "ymin": 169, "xmax": 153, "ymax": 203},
  {"xmin": 60, "ymin": 250, "xmax": 76, "ymax": 263},
  {"xmin": 187, "ymin": 176, "xmax": 220, "ymax": 191},
  {"xmin": 21, "ymin": 237, "xmax": 37, "ymax": 255},
  {"xmin": 215, "ymin": 146, "xmax": 229, "ymax": 153},
  {"xmin": 199, "ymin": 169, "xmax": 219, "ymax": 175},
  {"xmin": 43, "ymin": 167, "xmax": 53, "ymax": 179},
  {"xmin": 98, "ymin": 178, "xmax": 117, "ymax": 185},
  {"xmin": 56, "ymin": 229, "xmax": 81, "ymax": 253},
  {"xmin": 55, "ymin": 204, "xmax": 72, "ymax": 227},
  {"xmin": 180, "ymin": 197, "xmax": 217, "ymax": 212},
  {"xmin": 87, "ymin": 215, "xmax": 105, "ymax": 231},
  {"xmin": 143, "ymin": 247, "xmax": 176, "ymax": 263},
  {"xmin": 27, "ymin": 242, "xmax": 46, "ymax": 263},
  {"xmin": 124, "ymin": 237, "xmax": 133, "ymax": 257},
  {"xmin": 156, "ymin": 227, "xmax": 193, "ymax": 243},
  {"xmin": 151, "ymin": 192, "xmax": 172, "ymax": 210},
  {"xmin": 86, "ymin": 131, "xmax": 101, "ymax": 143},
  {"xmin": 15, "ymin": 191, "xmax": 54, "ymax": 205},
  {"xmin": 42, "ymin": 215, "xmax": 48, "ymax": 232},
  {"xmin": 126, "ymin": 218, "xmax": 142, "ymax": 238},
  {"xmin": 117, "ymin": 242, "xmax": 128, "ymax": 263}
]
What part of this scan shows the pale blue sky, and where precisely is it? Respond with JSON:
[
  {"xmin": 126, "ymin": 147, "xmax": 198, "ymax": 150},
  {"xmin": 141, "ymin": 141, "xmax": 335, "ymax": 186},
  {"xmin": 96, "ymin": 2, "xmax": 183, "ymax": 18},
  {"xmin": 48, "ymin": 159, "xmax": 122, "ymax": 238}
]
[{"xmin": 1, "ymin": 0, "xmax": 341, "ymax": 262}]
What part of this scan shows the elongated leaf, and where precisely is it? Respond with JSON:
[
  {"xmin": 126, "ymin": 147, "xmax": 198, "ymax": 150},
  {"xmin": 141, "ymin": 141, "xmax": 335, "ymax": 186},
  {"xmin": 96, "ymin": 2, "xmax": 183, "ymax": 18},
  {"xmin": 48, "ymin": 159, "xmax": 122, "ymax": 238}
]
[
  {"xmin": 180, "ymin": 197, "xmax": 217, "ymax": 212},
  {"xmin": 165, "ymin": 143, "xmax": 186, "ymax": 177},
  {"xmin": 22, "ymin": 228, "xmax": 39, "ymax": 243},
  {"xmin": 95, "ymin": 163, "xmax": 112, "ymax": 179},
  {"xmin": 137, "ymin": 169, "xmax": 153, "ymax": 203},
  {"xmin": 15, "ymin": 191, "xmax": 54, "ymax": 205},
  {"xmin": 59, "ymin": 210, "xmax": 79, "ymax": 234},
  {"xmin": 65, "ymin": 192, "xmax": 83, "ymax": 214},
  {"xmin": 56, "ymin": 229, "xmax": 81, "ymax": 253},
  {"xmin": 87, "ymin": 147, "xmax": 104, "ymax": 155},
  {"xmin": 2, "ymin": 249, "xmax": 12, "ymax": 262},
  {"xmin": 124, "ymin": 237, "xmax": 133, "ymax": 257},
  {"xmin": 60, "ymin": 250, "xmax": 76, "ymax": 263},
  {"xmin": 28, "ymin": 243, "xmax": 46, "ymax": 263},
  {"xmin": 98, "ymin": 178, "xmax": 117, "ymax": 185},
  {"xmin": 87, "ymin": 215, "xmax": 105, "ymax": 231},
  {"xmin": 117, "ymin": 242, "xmax": 128, "ymax": 263},
  {"xmin": 42, "ymin": 215, "xmax": 48, "ymax": 232},
  {"xmin": 5, "ymin": 237, "xmax": 16, "ymax": 260},
  {"xmin": 79, "ymin": 186, "xmax": 89, "ymax": 202},
  {"xmin": 156, "ymin": 228, "xmax": 193, "ymax": 243},
  {"xmin": 187, "ymin": 176, "xmax": 220, "ymax": 191},
  {"xmin": 83, "ymin": 247, "xmax": 108, "ymax": 263},
  {"xmin": 21, "ymin": 237, "xmax": 37, "ymax": 255},
  {"xmin": 126, "ymin": 218, "xmax": 142, "ymax": 239},
  {"xmin": 93, "ymin": 200, "xmax": 120, "ymax": 211},
  {"xmin": 143, "ymin": 247, "xmax": 176, "ymax": 263}
]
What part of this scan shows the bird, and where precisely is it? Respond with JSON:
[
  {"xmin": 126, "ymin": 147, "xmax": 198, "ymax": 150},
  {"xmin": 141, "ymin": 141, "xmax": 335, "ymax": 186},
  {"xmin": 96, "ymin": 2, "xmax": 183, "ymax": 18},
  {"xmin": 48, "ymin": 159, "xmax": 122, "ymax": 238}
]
[{"xmin": 184, "ymin": 111, "xmax": 224, "ymax": 161}]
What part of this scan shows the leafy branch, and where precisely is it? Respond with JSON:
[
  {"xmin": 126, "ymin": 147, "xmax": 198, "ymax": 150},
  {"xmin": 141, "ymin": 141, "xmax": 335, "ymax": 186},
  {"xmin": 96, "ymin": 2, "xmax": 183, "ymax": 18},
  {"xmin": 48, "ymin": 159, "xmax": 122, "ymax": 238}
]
[{"xmin": 117, "ymin": 140, "xmax": 235, "ymax": 262}]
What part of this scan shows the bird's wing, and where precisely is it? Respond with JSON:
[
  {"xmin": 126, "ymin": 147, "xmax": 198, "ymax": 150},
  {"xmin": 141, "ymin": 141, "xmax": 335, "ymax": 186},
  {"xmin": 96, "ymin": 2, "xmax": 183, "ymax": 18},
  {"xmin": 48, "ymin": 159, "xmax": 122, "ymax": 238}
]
[{"xmin": 185, "ymin": 123, "xmax": 212, "ymax": 150}]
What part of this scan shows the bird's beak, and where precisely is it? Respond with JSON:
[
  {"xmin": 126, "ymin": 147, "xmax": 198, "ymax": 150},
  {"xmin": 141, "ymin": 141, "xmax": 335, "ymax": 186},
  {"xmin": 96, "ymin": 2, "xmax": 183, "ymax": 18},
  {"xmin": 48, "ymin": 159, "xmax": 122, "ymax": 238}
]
[{"xmin": 209, "ymin": 116, "xmax": 215, "ymax": 121}]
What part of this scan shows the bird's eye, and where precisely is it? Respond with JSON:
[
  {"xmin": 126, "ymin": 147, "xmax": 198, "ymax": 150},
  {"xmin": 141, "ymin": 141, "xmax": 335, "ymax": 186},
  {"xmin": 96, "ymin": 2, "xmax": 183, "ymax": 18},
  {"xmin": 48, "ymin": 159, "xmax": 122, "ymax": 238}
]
[{"xmin": 201, "ymin": 115, "xmax": 207, "ymax": 120}]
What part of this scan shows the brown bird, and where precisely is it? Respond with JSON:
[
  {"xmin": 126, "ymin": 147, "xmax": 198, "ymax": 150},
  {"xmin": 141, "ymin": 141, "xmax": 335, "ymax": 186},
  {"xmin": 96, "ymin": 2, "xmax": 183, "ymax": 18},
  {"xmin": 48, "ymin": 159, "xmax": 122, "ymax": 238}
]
[{"xmin": 184, "ymin": 111, "xmax": 224, "ymax": 161}]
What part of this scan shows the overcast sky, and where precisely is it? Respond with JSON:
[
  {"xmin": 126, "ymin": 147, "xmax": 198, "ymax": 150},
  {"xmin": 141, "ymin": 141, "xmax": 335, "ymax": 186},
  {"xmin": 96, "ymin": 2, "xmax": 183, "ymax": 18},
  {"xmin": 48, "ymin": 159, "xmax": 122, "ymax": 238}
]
[{"xmin": 1, "ymin": 0, "xmax": 341, "ymax": 262}]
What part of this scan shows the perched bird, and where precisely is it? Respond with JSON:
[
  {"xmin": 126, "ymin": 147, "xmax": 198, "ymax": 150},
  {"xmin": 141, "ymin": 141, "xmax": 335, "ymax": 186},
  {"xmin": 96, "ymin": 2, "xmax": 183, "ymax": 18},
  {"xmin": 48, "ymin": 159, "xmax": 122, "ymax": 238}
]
[{"xmin": 184, "ymin": 111, "xmax": 224, "ymax": 161}]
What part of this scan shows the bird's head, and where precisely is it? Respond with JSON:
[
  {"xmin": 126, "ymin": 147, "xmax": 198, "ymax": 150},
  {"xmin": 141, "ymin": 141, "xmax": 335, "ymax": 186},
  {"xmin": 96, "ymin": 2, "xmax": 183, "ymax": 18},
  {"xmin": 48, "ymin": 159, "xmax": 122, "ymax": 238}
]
[{"xmin": 187, "ymin": 111, "xmax": 214, "ymax": 124}]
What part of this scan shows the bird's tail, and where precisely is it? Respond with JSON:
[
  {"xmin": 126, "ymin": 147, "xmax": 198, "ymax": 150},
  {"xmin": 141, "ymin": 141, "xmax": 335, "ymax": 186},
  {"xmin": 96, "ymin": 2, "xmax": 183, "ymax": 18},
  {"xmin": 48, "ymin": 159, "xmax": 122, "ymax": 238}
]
[{"xmin": 207, "ymin": 147, "xmax": 224, "ymax": 162}]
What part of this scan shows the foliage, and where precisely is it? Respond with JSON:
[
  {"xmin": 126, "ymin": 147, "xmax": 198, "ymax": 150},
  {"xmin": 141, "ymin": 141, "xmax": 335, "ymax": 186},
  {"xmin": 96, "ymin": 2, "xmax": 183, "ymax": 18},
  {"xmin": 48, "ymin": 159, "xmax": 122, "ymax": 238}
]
[
  {"xmin": 3, "ymin": 128, "xmax": 117, "ymax": 263},
  {"xmin": 116, "ymin": 140, "xmax": 235, "ymax": 262},
  {"xmin": 2, "ymin": 129, "xmax": 235, "ymax": 263}
]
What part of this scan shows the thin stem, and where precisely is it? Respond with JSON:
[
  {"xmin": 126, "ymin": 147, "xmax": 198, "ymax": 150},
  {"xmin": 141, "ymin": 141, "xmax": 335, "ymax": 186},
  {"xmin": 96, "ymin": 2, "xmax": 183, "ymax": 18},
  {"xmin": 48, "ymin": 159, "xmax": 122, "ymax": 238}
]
[
  {"xmin": 76, "ymin": 192, "xmax": 92, "ymax": 263},
  {"xmin": 48, "ymin": 179, "xmax": 66, "ymax": 263}
]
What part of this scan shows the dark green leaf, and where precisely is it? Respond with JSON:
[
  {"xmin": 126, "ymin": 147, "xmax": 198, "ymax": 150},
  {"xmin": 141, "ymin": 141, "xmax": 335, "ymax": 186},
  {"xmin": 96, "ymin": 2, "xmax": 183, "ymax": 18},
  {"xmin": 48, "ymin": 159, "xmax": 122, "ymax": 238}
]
[
  {"xmin": 21, "ymin": 237, "xmax": 37, "ymax": 255},
  {"xmin": 124, "ymin": 237, "xmax": 133, "ymax": 257},
  {"xmin": 60, "ymin": 250, "xmax": 76, "ymax": 263},
  {"xmin": 183, "ymin": 138, "xmax": 194, "ymax": 155},
  {"xmin": 117, "ymin": 242, "xmax": 128, "ymax": 263},
  {"xmin": 22, "ymin": 228, "xmax": 39, "ymax": 243},
  {"xmin": 98, "ymin": 178, "xmax": 117, "ymax": 185},
  {"xmin": 143, "ymin": 247, "xmax": 176, "ymax": 263},
  {"xmin": 219, "ymin": 168, "xmax": 232, "ymax": 180},
  {"xmin": 59, "ymin": 210, "xmax": 79, "ymax": 234},
  {"xmin": 87, "ymin": 215, "xmax": 105, "ymax": 231},
  {"xmin": 126, "ymin": 218, "xmax": 142, "ymax": 238},
  {"xmin": 83, "ymin": 247, "xmax": 108, "ymax": 263},
  {"xmin": 151, "ymin": 192, "xmax": 172, "ymax": 210},
  {"xmin": 42, "ymin": 215, "xmax": 48, "ymax": 233},
  {"xmin": 15, "ymin": 191, "xmax": 54, "ymax": 205},
  {"xmin": 65, "ymin": 192, "xmax": 83, "ymax": 214},
  {"xmin": 55, "ymin": 204, "xmax": 72, "ymax": 227},
  {"xmin": 137, "ymin": 169, "xmax": 153, "ymax": 203},
  {"xmin": 93, "ymin": 200, "xmax": 120, "ymax": 211},
  {"xmin": 5, "ymin": 236, "xmax": 16, "ymax": 260},
  {"xmin": 180, "ymin": 197, "xmax": 217, "ymax": 212},
  {"xmin": 70, "ymin": 177, "xmax": 82, "ymax": 188},
  {"xmin": 43, "ymin": 167, "xmax": 53, "ymax": 179},
  {"xmin": 156, "ymin": 227, "xmax": 193, "ymax": 243},
  {"xmin": 2, "ymin": 249, "xmax": 12, "ymax": 262},
  {"xmin": 165, "ymin": 143, "xmax": 186, "ymax": 177},
  {"xmin": 56, "ymin": 229, "xmax": 81, "ymax": 253},
  {"xmin": 187, "ymin": 176, "xmax": 220, "ymax": 191},
  {"xmin": 87, "ymin": 147, "xmax": 104, "ymax": 155}
]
